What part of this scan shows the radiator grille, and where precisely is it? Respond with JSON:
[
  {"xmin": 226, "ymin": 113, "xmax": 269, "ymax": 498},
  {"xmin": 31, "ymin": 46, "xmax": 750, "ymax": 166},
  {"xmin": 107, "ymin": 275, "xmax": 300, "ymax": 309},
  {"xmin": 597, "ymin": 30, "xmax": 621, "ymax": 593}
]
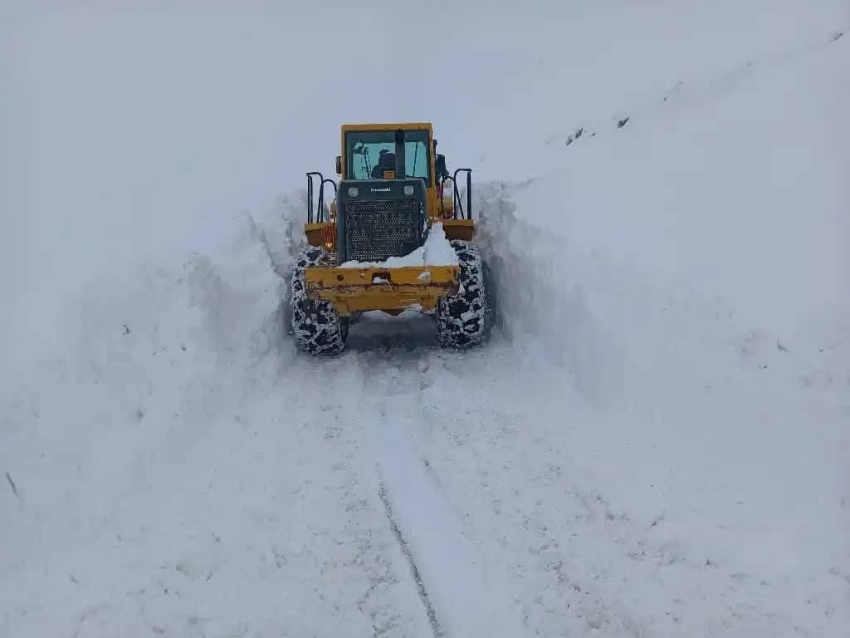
[{"xmin": 344, "ymin": 198, "xmax": 423, "ymax": 262}]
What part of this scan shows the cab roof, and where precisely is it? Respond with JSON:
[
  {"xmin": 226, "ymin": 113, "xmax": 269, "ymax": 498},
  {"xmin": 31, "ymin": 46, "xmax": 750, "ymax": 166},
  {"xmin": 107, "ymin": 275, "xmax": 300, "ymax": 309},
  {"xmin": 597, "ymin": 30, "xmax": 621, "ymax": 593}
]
[{"xmin": 340, "ymin": 122, "xmax": 433, "ymax": 133}]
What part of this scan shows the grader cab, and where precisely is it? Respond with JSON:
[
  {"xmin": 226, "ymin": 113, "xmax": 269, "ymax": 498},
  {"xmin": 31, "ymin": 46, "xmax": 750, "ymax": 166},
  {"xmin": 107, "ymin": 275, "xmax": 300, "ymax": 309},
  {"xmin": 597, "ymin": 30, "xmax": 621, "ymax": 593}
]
[{"xmin": 289, "ymin": 122, "xmax": 491, "ymax": 355}]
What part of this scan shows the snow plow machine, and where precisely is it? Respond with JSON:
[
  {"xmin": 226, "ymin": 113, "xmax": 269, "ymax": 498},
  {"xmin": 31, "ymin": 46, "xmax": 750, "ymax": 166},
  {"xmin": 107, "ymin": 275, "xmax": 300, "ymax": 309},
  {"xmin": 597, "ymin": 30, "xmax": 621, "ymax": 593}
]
[{"xmin": 289, "ymin": 122, "xmax": 491, "ymax": 355}]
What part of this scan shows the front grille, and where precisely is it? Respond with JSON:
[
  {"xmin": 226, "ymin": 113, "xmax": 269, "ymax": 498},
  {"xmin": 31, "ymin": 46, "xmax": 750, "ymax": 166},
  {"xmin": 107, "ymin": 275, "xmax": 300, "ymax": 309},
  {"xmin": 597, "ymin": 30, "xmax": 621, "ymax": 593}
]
[{"xmin": 344, "ymin": 198, "xmax": 423, "ymax": 262}]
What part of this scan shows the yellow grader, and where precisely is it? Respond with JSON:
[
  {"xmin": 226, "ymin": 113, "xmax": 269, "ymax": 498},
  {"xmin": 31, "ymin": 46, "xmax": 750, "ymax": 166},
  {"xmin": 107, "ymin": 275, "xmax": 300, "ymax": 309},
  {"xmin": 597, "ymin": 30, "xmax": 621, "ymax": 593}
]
[{"xmin": 289, "ymin": 122, "xmax": 491, "ymax": 355}]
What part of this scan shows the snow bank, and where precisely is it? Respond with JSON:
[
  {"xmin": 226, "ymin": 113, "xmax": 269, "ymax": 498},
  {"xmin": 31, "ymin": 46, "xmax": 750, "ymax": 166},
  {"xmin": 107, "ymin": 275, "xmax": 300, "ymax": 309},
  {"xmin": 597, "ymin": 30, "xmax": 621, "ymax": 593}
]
[
  {"xmin": 0, "ymin": 204, "xmax": 436, "ymax": 638},
  {"xmin": 469, "ymin": 29, "xmax": 849, "ymax": 635},
  {"xmin": 338, "ymin": 222, "xmax": 459, "ymax": 269}
]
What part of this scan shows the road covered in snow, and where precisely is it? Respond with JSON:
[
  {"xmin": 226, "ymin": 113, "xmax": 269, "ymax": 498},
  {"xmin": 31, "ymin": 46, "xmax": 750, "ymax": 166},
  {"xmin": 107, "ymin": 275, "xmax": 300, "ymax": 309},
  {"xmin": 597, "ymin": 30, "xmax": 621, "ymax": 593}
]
[{"xmin": 2, "ymin": 2, "xmax": 849, "ymax": 637}]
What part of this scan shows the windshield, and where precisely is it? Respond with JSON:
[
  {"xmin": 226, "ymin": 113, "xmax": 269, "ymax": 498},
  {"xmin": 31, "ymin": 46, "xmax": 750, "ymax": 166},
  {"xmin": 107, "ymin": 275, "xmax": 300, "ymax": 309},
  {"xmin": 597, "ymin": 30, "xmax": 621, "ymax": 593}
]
[{"xmin": 345, "ymin": 129, "xmax": 431, "ymax": 183}]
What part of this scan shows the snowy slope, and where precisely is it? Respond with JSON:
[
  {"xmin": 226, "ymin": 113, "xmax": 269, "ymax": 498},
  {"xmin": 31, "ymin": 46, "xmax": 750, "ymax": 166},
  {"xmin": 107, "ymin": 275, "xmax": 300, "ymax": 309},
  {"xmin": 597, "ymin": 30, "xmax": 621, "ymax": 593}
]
[{"xmin": 3, "ymin": 2, "xmax": 850, "ymax": 637}]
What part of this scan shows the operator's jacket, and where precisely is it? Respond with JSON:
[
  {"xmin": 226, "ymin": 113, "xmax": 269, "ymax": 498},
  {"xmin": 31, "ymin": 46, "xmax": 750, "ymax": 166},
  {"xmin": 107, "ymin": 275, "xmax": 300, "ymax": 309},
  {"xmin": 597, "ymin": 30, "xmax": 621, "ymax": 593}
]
[{"xmin": 372, "ymin": 151, "xmax": 395, "ymax": 178}]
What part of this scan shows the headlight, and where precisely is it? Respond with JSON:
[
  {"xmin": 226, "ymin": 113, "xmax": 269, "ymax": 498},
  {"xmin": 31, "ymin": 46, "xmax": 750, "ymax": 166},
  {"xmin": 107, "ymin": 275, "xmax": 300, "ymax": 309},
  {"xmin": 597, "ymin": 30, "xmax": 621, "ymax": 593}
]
[
  {"xmin": 347, "ymin": 186, "xmax": 359, "ymax": 197},
  {"xmin": 403, "ymin": 185, "xmax": 414, "ymax": 196}
]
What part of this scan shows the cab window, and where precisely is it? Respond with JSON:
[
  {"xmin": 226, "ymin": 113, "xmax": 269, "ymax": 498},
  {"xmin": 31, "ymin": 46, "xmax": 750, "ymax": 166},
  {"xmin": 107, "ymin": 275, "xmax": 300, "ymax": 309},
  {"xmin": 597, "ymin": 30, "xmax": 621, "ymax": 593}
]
[{"xmin": 345, "ymin": 130, "xmax": 431, "ymax": 183}]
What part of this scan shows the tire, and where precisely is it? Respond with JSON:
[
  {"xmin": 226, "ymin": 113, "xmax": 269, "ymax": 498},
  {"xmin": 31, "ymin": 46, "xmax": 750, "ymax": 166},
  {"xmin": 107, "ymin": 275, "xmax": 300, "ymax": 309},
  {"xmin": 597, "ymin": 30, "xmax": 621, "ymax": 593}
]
[
  {"xmin": 436, "ymin": 240, "xmax": 492, "ymax": 349},
  {"xmin": 289, "ymin": 246, "xmax": 349, "ymax": 355}
]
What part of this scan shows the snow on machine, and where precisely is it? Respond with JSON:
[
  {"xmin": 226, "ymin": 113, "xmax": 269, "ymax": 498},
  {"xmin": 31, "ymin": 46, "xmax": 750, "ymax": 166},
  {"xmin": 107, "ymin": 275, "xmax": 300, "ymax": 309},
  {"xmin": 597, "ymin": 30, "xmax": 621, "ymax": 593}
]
[{"xmin": 290, "ymin": 122, "xmax": 491, "ymax": 355}]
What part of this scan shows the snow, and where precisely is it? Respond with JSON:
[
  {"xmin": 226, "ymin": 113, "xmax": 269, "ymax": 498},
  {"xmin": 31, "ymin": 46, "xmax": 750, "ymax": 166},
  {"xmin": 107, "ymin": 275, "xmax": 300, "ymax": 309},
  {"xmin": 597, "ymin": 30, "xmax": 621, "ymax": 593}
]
[
  {"xmin": 339, "ymin": 222, "xmax": 459, "ymax": 269},
  {"xmin": 3, "ymin": 2, "xmax": 850, "ymax": 637}
]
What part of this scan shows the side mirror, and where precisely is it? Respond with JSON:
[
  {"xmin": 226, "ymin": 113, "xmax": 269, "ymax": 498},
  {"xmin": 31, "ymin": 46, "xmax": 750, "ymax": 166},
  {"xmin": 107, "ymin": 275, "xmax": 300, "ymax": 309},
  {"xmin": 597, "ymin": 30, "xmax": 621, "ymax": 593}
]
[
  {"xmin": 435, "ymin": 153, "xmax": 448, "ymax": 180},
  {"xmin": 335, "ymin": 156, "xmax": 341, "ymax": 175}
]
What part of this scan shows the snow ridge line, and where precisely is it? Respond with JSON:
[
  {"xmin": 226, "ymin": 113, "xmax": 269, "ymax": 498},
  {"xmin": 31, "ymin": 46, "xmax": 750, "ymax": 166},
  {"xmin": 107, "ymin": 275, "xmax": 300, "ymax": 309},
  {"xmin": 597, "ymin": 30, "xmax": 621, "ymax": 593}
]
[
  {"xmin": 549, "ymin": 26, "xmax": 848, "ymax": 152},
  {"xmin": 378, "ymin": 481, "xmax": 444, "ymax": 638}
]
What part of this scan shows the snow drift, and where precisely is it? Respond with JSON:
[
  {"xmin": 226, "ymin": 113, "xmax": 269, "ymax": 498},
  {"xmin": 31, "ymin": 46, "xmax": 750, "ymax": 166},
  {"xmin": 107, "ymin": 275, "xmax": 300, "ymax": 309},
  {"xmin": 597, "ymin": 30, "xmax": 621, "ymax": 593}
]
[{"xmin": 3, "ymin": 2, "xmax": 849, "ymax": 637}]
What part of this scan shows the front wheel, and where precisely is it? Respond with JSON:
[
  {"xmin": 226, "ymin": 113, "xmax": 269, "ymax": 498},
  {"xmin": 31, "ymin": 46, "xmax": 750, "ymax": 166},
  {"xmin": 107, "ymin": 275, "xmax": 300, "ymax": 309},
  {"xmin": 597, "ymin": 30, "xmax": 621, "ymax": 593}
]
[
  {"xmin": 289, "ymin": 246, "xmax": 349, "ymax": 355},
  {"xmin": 435, "ymin": 240, "xmax": 492, "ymax": 349}
]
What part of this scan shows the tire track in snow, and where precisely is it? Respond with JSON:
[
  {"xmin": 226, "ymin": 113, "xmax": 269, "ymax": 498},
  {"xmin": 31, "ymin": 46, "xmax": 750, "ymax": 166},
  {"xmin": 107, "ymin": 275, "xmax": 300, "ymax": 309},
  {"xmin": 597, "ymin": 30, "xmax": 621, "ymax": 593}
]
[
  {"xmin": 242, "ymin": 357, "xmax": 434, "ymax": 637},
  {"xmin": 378, "ymin": 481, "xmax": 444, "ymax": 638},
  {"xmin": 362, "ymin": 350, "xmax": 530, "ymax": 638}
]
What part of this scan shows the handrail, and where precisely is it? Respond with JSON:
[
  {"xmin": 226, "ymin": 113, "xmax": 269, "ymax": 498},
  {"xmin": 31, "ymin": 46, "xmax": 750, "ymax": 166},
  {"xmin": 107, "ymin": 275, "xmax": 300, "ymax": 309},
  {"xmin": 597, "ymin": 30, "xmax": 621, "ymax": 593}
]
[{"xmin": 306, "ymin": 172, "xmax": 337, "ymax": 223}]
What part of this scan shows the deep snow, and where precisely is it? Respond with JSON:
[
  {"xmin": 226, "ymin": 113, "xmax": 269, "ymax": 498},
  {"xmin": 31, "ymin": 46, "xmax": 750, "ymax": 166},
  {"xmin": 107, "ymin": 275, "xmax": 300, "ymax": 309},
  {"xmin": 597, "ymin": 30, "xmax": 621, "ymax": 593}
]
[{"xmin": 2, "ymin": 2, "xmax": 849, "ymax": 637}]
